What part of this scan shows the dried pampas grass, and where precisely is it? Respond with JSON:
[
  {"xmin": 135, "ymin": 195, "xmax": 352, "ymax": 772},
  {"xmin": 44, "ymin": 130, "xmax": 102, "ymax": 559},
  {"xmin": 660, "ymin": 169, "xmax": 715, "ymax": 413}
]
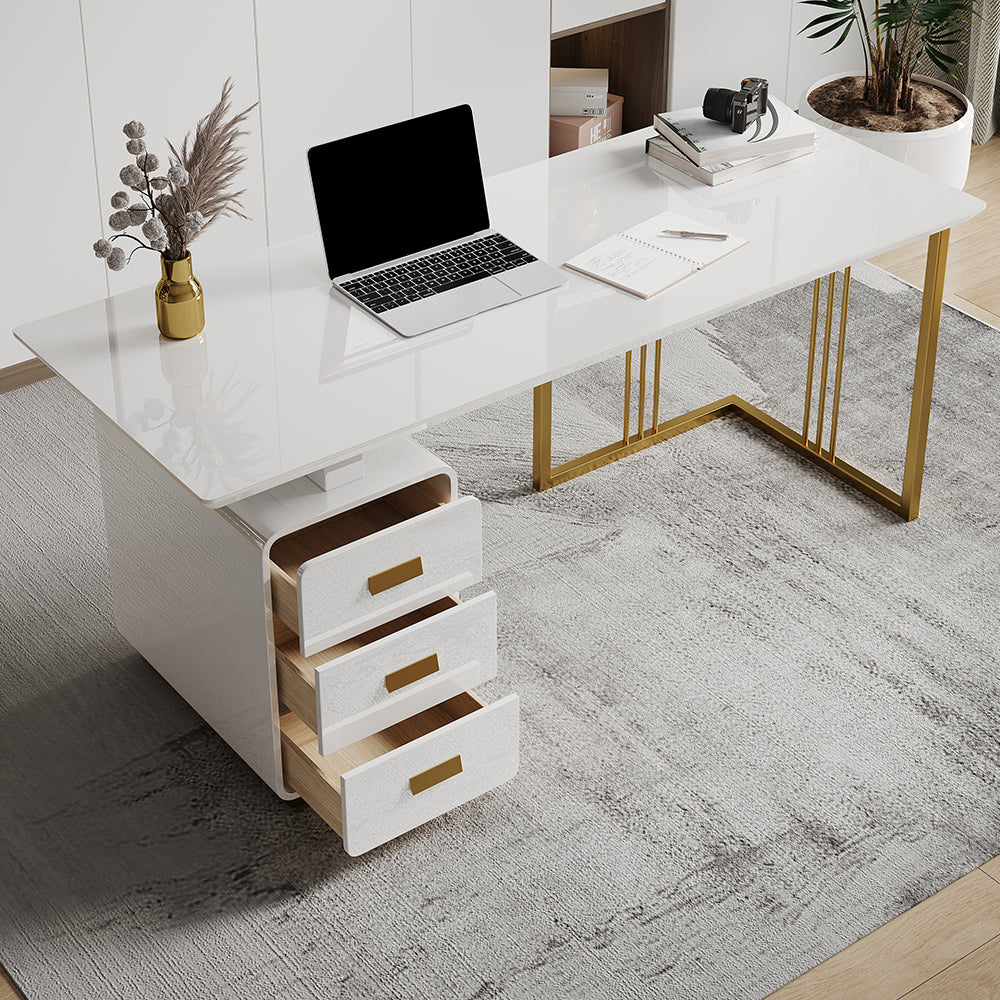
[{"xmin": 164, "ymin": 78, "xmax": 257, "ymax": 259}]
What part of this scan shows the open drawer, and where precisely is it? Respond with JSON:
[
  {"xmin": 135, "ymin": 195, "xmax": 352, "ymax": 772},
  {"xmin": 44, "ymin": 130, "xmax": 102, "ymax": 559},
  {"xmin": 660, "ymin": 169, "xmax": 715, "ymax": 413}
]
[
  {"xmin": 269, "ymin": 479, "xmax": 483, "ymax": 657},
  {"xmin": 275, "ymin": 591, "xmax": 498, "ymax": 755},
  {"xmin": 281, "ymin": 692, "xmax": 519, "ymax": 856}
]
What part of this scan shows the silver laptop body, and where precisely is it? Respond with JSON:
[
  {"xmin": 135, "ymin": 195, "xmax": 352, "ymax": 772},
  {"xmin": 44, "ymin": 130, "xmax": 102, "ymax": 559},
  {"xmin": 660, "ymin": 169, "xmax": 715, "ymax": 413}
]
[{"xmin": 309, "ymin": 105, "xmax": 566, "ymax": 338}]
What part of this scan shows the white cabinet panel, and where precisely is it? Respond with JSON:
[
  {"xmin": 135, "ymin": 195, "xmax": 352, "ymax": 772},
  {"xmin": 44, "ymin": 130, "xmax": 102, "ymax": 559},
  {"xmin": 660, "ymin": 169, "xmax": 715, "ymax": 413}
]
[
  {"xmin": 254, "ymin": 0, "xmax": 413, "ymax": 246},
  {"xmin": 667, "ymin": 0, "xmax": 793, "ymax": 110},
  {"xmin": 551, "ymin": 0, "xmax": 654, "ymax": 35},
  {"xmin": 1, "ymin": 2, "xmax": 107, "ymax": 369},
  {"xmin": 411, "ymin": 0, "xmax": 550, "ymax": 177},
  {"xmin": 79, "ymin": 0, "xmax": 266, "ymax": 297}
]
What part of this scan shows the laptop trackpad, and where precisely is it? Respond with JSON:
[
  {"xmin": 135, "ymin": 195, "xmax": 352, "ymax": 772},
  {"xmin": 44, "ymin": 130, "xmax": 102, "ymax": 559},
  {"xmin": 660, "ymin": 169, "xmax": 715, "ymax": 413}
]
[
  {"xmin": 497, "ymin": 259, "xmax": 569, "ymax": 297},
  {"xmin": 388, "ymin": 277, "xmax": 518, "ymax": 338}
]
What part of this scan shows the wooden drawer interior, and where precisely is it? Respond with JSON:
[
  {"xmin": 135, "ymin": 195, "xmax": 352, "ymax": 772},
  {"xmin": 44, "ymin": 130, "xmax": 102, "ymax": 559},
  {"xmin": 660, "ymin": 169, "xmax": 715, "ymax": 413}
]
[
  {"xmin": 273, "ymin": 596, "xmax": 458, "ymax": 732},
  {"xmin": 269, "ymin": 474, "xmax": 452, "ymax": 631},
  {"xmin": 279, "ymin": 690, "xmax": 485, "ymax": 836}
]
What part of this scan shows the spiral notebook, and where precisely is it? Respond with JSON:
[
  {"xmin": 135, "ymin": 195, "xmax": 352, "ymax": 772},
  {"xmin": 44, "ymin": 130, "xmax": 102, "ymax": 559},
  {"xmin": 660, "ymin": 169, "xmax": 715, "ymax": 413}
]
[{"xmin": 564, "ymin": 210, "xmax": 748, "ymax": 299}]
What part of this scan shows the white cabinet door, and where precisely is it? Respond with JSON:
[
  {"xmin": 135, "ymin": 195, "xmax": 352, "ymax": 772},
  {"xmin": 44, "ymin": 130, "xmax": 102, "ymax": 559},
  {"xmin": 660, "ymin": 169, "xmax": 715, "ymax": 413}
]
[
  {"xmin": 411, "ymin": 0, "xmax": 550, "ymax": 177},
  {"xmin": 667, "ymin": 0, "xmax": 794, "ymax": 110},
  {"xmin": 2, "ymin": 2, "xmax": 107, "ymax": 369},
  {"xmin": 254, "ymin": 0, "xmax": 413, "ymax": 246},
  {"xmin": 80, "ymin": 0, "xmax": 266, "ymax": 295}
]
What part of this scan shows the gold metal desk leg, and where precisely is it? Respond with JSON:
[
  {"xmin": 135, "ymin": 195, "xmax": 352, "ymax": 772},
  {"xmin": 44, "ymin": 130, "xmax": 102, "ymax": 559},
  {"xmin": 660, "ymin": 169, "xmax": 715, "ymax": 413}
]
[
  {"xmin": 531, "ymin": 231, "xmax": 950, "ymax": 519},
  {"xmin": 900, "ymin": 229, "xmax": 951, "ymax": 521},
  {"xmin": 533, "ymin": 381, "xmax": 553, "ymax": 491}
]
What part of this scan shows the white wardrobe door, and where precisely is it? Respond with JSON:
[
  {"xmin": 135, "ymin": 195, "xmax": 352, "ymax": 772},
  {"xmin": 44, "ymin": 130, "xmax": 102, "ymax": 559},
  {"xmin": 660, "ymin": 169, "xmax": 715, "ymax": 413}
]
[
  {"xmin": 667, "ymin": 0, "xmax": 793, "ymax": 110},
  {"xmin": 79, "ymin": 0, "xmax": 266, "ymax": 295},
  {"xmin": 411, "ymin": 0, "xmax": 550, "ymax": 177},
  {"xmin": 2, "ymin": 2, "xmax": 107, "ymax": 369},
  {"xmin": 254, "ymin": 0, "xmax": 413, "ymax": 246}
]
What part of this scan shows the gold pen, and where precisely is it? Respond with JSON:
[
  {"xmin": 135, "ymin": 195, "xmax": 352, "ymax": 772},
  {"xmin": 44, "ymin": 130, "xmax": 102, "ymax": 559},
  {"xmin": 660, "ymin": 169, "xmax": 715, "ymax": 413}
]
[{"xmin": 659, "ymin": 229, "xmax": 728, "ymax": 240}]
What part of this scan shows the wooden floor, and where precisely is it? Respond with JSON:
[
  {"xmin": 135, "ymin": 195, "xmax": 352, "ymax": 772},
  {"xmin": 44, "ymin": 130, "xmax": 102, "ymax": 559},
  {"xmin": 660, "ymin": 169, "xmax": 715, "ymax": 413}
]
[
  {"xmin": 872, "ymin": 135, "xmax": 1000, "ymax": 328},
  {"xmin": 1, "ymin": 141, "xmax": 998, "ymax": 1000}
]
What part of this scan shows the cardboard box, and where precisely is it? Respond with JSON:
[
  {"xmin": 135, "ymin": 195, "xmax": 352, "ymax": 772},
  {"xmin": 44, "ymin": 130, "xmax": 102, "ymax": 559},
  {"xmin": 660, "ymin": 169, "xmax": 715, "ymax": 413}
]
[
  {"xmin": 550, "ymin": 67, "xmax": 609, "ymax": 116},
  {"xmin": 549, "ymin": 94, "xmax": 623, "ymax": 156}
]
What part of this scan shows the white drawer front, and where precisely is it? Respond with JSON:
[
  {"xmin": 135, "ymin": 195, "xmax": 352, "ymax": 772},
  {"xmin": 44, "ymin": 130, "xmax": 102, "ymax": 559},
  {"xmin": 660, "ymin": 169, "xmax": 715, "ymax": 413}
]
[
  {"xmin": 297, "ymin": 496, "xmax": 482, "ymax": 657},
  {"xmin": 340, "ymin": 694, "xmax": 519, "ymax": 856},
  {"xmin": 316, "ymin": 592, "xmax": 498, "ymax": 755}
]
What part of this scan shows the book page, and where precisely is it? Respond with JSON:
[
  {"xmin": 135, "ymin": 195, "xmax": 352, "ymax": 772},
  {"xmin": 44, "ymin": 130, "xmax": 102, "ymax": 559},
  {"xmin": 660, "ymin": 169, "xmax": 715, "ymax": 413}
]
[
  {"xmin": 565, "ymin": 235, "xmax": 696, "ymax": 298},
  {"xmin": 625, "ymin": 209, "xmax": 744, "ymax": 266},
  {"xmin": 564, "ymin": 209, "xmax": 749, "ymax": 299}
]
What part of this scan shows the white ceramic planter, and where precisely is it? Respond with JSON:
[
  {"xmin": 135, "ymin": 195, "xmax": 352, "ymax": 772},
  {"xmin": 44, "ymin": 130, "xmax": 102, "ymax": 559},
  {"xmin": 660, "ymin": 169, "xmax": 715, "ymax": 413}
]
[{"xmin": 800, "ymin": 71, "xmax": 973, "ymax": 189}]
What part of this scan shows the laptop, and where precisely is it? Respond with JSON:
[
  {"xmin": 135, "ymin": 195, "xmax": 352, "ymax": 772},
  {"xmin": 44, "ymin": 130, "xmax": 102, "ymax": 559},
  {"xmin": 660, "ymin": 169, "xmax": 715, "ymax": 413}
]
[{"xmin": 308, "ymin": 104, "xmax": 567, "ymax": 338}]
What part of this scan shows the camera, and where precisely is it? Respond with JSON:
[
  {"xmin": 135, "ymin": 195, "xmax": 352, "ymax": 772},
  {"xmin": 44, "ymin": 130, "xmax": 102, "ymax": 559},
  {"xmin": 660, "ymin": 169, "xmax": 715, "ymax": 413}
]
[{"xmin": 702, "ymin": 78, "xmax": 769, "ymax": 134}]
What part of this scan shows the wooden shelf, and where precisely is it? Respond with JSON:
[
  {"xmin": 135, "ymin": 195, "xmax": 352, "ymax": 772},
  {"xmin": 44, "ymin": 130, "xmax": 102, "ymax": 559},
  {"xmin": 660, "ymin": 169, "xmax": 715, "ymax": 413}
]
[{"xmin": 550, "ymin": 3, "xmax": 670, "ymax": 136}]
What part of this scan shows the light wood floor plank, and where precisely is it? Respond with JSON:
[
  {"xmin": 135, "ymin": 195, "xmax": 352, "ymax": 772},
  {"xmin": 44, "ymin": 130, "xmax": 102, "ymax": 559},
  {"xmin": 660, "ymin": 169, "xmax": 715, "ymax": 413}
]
[
  {"xmin": 979, "ymin": 856, "xmax": 1000, "ymax": 885},
  {"xmin": 0, "ymin": 358, "xmax": 53, "ymax": 395},
  {"xmin": 765, "ymin": 870, "xmax": 1000, "ymax": 1000},
  {"xmin": 949, "ymin": 295, "xmax": 1000, "ymax": 331},
  {"xmin": 965, "ymin": 136, "xmax": 1000, "ymax": 190},
  {"xmin": 954, "ymin": 275, "xmax": 1000, "ymax": 317},
  {"xmin": 901, "ymin": 934, "xmax": 1000, "ymax": 999},
  {"xmin": 0, "ymin": 964, "xmax": 26, "ymax": 1000}
]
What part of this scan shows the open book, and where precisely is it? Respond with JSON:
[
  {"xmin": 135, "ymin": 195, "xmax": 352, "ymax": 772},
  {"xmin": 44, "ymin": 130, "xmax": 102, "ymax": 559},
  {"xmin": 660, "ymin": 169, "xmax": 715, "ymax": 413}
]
[{"xmin": 564, "ymin": 210, "xmax": 748, "ymax": 299}]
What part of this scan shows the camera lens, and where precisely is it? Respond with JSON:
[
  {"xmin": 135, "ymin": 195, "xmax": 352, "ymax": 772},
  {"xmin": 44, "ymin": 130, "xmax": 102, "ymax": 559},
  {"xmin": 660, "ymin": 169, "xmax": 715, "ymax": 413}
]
[{"xmin": 703, "ymin": 87, "xmax": 737, "ymax": 124}]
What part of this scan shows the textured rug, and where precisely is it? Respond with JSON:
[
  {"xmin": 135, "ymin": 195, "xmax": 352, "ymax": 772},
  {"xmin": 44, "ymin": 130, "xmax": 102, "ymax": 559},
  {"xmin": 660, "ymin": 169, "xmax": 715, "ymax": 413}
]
[{"xmin": 2, "ymin": 263, "xmax": 999, "ymax": 1000}]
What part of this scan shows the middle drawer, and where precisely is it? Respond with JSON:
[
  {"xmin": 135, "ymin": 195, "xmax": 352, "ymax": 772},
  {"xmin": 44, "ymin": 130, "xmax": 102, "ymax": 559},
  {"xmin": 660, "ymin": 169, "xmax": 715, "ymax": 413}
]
[
  {"xmin": 270, "ymin": 487, "xmax": 483, "ymax": 658},
  {"xmin": 275, "ymin": 591, "xmax": 498, "ymax": 755}
]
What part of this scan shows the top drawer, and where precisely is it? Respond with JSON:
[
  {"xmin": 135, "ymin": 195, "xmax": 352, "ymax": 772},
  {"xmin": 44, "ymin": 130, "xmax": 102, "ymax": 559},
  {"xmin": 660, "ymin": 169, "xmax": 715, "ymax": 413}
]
[{"xmin": 270, "ymin": 482, "xmax": 483, "ymax": 657}]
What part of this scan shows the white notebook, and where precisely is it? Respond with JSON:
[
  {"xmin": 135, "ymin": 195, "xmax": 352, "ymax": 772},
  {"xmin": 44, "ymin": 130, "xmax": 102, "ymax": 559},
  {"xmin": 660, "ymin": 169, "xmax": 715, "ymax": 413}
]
[{"xmin": 564, "ymin": 210, "xmax": 748, "ymax": 299}]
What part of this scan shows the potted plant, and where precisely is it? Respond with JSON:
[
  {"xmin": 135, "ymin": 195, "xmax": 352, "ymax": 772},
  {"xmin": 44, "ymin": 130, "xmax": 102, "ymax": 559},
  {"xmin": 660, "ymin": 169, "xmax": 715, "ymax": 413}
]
[{"xmin": 797, "ymin": 0, "xmax": 979, "ymax": 187}]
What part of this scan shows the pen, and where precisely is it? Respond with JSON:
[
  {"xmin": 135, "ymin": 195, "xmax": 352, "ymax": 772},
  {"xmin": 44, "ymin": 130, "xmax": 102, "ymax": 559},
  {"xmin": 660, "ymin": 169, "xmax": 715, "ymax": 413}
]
[{"xmin": 659, "ymin": 229, "xmax": 728, "ymax": 240}]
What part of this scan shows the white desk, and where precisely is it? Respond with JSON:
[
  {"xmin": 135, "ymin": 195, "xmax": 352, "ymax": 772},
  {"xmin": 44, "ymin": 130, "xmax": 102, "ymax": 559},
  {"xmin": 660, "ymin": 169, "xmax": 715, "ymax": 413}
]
[{"xmin": 15, "ymin": 124, "xmax": 984, "ymax": 855}]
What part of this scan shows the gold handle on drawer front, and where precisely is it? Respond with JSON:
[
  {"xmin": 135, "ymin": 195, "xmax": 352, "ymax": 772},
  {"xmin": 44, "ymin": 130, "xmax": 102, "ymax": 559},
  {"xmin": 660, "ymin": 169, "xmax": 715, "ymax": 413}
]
[
  {"xmin": 385, "ymin": 653, "xmax": 440, "ymax": 693},
  {"xmin": 368, "ymin": 556, "xmax": 424, "ymax": 596},
  {"xmin": 409, "ymin": 754, "xmax": 463, "ymax": 795}
]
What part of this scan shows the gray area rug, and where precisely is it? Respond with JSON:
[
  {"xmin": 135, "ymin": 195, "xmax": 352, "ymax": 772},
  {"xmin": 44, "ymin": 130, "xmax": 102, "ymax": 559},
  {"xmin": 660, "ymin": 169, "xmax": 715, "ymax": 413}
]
[{"xmin": 2, "ymin": 263, "xmax": 999, "ymax": 999}]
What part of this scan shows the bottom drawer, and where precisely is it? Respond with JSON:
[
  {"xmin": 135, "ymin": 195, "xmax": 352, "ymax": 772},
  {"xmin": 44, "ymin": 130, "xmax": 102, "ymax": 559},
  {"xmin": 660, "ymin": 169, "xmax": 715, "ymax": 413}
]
[{"xmin": 281, "ymin": 692, "xmax": 519, "ymax": 856}]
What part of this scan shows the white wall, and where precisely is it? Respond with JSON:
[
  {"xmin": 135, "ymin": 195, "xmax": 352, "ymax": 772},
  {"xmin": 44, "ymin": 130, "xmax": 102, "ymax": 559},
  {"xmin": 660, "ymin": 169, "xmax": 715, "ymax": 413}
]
[{"xmin": 3, "ymin": 1, "xmax": 552, "ymax": 372}]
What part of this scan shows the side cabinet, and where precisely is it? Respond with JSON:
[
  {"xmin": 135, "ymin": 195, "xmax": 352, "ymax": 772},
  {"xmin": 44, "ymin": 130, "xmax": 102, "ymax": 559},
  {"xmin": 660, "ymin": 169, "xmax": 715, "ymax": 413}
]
[
  {"xmin": 235, "ymin": 437, "xmax": 520, "ymax": 856},
  {"xmin": 97, "ymin": 414, "xmax": 519, "ymax": 857}
]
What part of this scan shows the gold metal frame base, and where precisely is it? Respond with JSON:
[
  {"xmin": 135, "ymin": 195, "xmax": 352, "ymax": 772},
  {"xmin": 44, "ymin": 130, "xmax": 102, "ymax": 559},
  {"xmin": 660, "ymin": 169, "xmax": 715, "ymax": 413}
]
[{"xmin": 533, "ymin": 231, "xmax": 951, "ymax": 523}]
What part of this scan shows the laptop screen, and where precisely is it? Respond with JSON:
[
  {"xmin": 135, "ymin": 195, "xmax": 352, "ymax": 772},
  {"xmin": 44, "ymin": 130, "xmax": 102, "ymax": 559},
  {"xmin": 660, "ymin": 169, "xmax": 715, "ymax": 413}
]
[{"xmin": 308, "ymin": 104, "xmax": 491, "ymax": 280}]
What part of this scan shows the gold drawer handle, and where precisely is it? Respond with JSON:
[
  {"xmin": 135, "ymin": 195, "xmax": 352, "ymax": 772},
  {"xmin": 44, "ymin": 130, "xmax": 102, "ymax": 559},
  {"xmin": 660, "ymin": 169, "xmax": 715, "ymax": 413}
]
[
  {"xmin": 409, "ymin": 754, "xmax": 463, "ymax": 795},
  {"xmin": 368, "ymin": 556, "xmax": 423, "ymax": 596},
  {"xmin": 385, "ymin": 653, "xmax": 440, "ymax": 693}
]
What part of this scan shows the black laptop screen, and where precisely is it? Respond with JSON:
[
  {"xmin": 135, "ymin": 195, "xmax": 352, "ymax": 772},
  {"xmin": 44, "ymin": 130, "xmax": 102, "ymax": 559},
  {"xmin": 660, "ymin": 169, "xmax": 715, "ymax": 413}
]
[{"xmin": 308, "ymin": 104, "xmax": 491, "ymax": 280}]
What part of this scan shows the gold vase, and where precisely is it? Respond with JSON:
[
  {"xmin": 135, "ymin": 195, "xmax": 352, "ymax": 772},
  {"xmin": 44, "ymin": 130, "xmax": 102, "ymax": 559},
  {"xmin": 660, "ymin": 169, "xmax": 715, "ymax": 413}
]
[{"xmin": 155, "ymin": 252, "xmax": 205, "ymax": 340}]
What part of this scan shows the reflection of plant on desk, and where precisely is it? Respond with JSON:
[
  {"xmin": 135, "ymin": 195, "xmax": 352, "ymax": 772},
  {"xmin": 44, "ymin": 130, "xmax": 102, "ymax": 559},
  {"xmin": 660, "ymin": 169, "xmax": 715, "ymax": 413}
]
[{"xmin": 125, "ymin": 365, "xmax": 264, "ymax": 494}]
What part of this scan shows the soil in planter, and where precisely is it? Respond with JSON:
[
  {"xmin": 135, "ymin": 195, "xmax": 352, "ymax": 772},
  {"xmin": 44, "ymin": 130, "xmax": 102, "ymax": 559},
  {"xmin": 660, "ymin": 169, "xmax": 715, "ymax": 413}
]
[{"xmin": 807, "ymin": 75, "xmax": 965, "ymax": 133}]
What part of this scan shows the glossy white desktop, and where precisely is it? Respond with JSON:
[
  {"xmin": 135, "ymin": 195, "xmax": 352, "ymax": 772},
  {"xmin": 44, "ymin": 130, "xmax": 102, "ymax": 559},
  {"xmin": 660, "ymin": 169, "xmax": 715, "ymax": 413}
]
[{"xmin": 15, "ymin": 124, "xmax": 984, "ymax": 855}]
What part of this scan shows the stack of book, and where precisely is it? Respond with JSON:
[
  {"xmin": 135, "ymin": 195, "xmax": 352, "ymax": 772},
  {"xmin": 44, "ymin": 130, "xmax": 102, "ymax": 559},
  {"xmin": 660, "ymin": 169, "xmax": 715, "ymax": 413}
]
[{"xmin": 646, "ymin": 97, "xmax": 816, "ymax": 186}]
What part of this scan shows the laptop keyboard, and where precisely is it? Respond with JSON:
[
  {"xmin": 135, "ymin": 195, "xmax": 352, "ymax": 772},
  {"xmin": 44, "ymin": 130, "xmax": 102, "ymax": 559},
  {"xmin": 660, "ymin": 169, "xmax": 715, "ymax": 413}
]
[{"xmin": 340, "ymin": 234, "xmax": 537, "ymax": 314}]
